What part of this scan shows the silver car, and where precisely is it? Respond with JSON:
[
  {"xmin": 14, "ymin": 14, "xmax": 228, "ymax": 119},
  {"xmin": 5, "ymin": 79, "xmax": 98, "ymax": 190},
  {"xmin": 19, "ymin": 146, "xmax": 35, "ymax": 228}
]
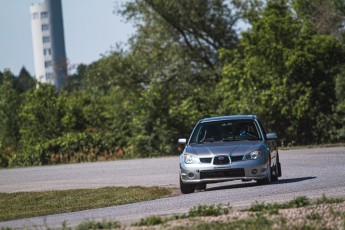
[{"xmin": 178, "ymin": 115, "xmax": 282, "ymax": 194}]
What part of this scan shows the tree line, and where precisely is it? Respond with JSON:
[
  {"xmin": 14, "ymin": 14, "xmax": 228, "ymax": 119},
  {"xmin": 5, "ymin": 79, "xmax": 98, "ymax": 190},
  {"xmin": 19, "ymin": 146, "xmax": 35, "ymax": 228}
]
[{"xmin": 1, "ymin": 0, "xmax": 345, "ymax": 167}]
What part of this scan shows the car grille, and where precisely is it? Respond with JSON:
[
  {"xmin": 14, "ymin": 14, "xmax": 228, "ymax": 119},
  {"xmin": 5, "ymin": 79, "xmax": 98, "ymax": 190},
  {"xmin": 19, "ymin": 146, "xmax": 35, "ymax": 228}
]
[
  {"xmin": 213, "ymin": 156, "xmax": 230, "ymax": 165},
  {"xmin": 200, "ymin": 168, "xmax": 245, "ymax": 179},
  {"xmin": 200, "ymin": 158, "xmax": 212, "ymax": 163},
  {"xmin": 231, "ymin": 155, "xmax": 243, "ymax": 162},
  {"xmin": 199, "ymin": 156, "xmax": 243, "ymax": 164}
]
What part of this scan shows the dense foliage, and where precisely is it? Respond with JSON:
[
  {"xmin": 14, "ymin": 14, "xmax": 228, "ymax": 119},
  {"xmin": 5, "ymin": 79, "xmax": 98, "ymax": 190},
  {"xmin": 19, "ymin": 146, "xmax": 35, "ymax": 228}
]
[{"xmin": 0, "ymin": 0, "xmax": 345, "ymax": 167}]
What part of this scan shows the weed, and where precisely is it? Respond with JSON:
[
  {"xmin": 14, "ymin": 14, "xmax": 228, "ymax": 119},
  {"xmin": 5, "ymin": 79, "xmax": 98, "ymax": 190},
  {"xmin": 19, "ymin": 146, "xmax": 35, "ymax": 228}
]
[
  {"xmin": 61, "ymin": 221, "xmax": 69, "ymax": 230},
  {"xmin": 316, "ymin": 194, "xmax": 345, "ymax": 205},
  {"xmin": 75, "ymin": 220, "xmax": 120, "ymax": 230},
  {"xmin": 286, "ymin": 196, "xmax": 310, "ymax": 208},
  {"xmin": 248, "ymin": 201, "xmax": 280, "ymax": 214},
  {"xmin": 279, "ymin": 216, "xmax": 287, "ymax": 225},
  {"xmin": 248, "ymin": 196, "xmax": 310, "ymax": 214},
  {"xmin": 134, "ymin": 203, "xmax": 232, "ymax": 226},
  {"xmin": 329, "ymin": 206, "xmax": 334, "ymax": 215},
  {"xmin": 328, "ymin": 206, "xmax": 343, "ymax": 219},
  {"xmin": 188, "ymin": 203, "xmax": 231, "ymax": 217},
  {"xmin": 174, "ymin": 213, "xmax": 272, "ymax": 230},
  {"xmin": 134, "ymin": 216, "xmax": 165, "ymax": 226},
  {"xmin": 306, "ymin": 212, "xmax": 321, "ymax": 220}
]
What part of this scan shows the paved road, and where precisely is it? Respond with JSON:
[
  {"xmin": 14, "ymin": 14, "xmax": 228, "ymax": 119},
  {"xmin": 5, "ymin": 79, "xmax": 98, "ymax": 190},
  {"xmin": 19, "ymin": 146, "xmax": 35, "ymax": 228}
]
[
  {"xmin": 1, "ymin": 147, "xmax": 345, "ymax": 228},
  {"xmin": 0, "ymin": 157, "xmax": 179, "ymax": 193}
]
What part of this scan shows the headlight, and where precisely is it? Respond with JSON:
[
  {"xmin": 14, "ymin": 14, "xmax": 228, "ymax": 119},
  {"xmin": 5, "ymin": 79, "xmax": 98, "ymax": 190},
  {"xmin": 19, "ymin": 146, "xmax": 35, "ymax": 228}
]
[
  {"xmin": 244, "ymin": 150, "xmax": 262, "ymax": 160},
  {"xmin": 184, "ymin": 154, "xmax": 200, "ymax": 164}
]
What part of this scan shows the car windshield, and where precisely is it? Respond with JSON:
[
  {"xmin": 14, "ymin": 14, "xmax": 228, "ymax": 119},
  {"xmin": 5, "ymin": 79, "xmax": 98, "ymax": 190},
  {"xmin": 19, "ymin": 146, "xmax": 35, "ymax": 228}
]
[{"xmin": 189, "ymin": 119, "xmax": 262, "ymax": 144}]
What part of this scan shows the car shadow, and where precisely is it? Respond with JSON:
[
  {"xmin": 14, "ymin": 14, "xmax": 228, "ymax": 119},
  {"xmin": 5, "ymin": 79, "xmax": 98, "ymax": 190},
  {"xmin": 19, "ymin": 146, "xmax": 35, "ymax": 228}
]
[
  {"xmin": 204, "ymin": 176, "xmax": 317, "ymax": 192},
  {"xmin": 274, "ymin": 176, "xmax": 316, "ymax": 184}
]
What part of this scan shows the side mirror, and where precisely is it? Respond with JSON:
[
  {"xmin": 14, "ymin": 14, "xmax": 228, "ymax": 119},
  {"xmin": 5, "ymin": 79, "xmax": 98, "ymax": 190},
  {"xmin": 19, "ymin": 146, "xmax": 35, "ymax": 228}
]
[
  {"xmin": 178, "ymin": 138, "xmax": 187, "ymax": 145},
  {"xmin": 266, "ymin": 132, "xmax": 277, "ymax": 140}
]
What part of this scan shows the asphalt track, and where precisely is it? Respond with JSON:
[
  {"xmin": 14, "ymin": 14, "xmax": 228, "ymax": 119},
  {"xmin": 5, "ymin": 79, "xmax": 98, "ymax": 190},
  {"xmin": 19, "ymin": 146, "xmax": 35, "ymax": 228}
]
[{"xmin": 1, "ymin": 147, "xmax": 345, "ymax": 228}]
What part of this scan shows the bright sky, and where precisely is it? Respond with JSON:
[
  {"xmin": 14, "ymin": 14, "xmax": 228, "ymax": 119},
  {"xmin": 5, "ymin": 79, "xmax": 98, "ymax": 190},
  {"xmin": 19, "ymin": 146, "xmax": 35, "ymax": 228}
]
[{"xmin": 0, "ymin": 0, "xmax": 135, "ymax": 76}]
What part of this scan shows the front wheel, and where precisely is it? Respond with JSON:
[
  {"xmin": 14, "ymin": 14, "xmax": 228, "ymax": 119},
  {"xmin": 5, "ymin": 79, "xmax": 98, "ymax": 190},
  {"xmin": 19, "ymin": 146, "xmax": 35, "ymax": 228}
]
[
  {"xmin": 272, "ymin": 154, "xmax": 279, "ymax": 182},
  {"xmin": 180, "ymin": 176, "xmax": 196, "ymax": 194},
  {"xmin": 257, "ymin": 156, "xmax": 272, "ymax": 185}
]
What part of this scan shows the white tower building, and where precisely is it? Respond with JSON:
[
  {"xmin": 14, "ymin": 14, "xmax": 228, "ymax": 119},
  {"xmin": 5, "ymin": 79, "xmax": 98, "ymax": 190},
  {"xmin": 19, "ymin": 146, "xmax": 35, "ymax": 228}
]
[{"xmin": 30, "ymin": 0, "xmax": 67, "ymax": 90}]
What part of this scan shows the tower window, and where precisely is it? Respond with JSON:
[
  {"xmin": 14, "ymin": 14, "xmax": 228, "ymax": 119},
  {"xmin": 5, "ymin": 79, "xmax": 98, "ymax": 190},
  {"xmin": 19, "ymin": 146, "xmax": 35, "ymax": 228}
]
[
  {"xmin": 43, "ymin": 36, "xmax": 50, "ymax": 43},
  {"xmin": 46, "ymin": 73, "xmax": 53, "ymax": 80},
  {"xmin": 41, "ymin": 12, "xmax": 48, "ymax": 19},
  {"xmin": 45, "ymin": 60, "xmax": 52, "ymax": 68},
  {"xmin": 43, "ymin": 48, "xmax": 52, "ymax": 56},
  {"xmin": 42, "ymin": 24, "xmax": 49, "ymax": 31},
  {"xmin": 32, "ymin": 13, "xmax": 39, "ymax": 19}
]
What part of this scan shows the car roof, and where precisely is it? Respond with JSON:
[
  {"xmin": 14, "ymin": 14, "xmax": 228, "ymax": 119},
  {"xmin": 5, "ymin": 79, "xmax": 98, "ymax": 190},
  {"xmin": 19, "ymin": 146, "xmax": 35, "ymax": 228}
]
[{"xmin": 200, "ymin": 115, "xmax": 258, "ymax": 123}]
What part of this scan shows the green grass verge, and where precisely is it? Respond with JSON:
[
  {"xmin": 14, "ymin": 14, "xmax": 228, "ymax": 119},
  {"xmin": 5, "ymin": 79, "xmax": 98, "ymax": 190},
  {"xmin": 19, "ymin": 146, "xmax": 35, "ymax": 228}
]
[{"xmin": 0, "ymin": 186, "xmax": 171, "ymax": 221}]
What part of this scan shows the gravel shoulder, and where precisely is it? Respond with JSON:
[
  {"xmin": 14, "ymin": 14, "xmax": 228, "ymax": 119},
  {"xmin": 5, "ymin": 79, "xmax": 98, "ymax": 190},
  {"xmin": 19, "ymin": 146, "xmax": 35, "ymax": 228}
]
[{"xmin": 126, "ymin": 201, "xmax": 345, "ymax": 229}]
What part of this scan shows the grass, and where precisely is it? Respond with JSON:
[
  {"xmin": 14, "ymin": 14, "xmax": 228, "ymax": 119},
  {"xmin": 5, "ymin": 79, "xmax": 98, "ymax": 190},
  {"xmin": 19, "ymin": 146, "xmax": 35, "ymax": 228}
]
[
  {"xmin": 0, "ymin": 186, "xmax": 171, "ymax": 221},
  {"xmin": 134, "ymin": 215, "xmax": 166, "ymax": 226},
  {"xmin": 248, "ymin": 196, "xmax": 311, "ymax": 214},
  {"xmin": 316, "ymin": 193, "xmax": 345, "ymax": 205},
  {"xmin": 188, "ymin": 203, "xmax": 231, "ymax": 217},
  {"xmin": 134, "ymin": 203, "xmax": 232, "ymax": 226},
  {"xmin": 74, "ymin": 220, "xmax": 120, "ymax": 230}
]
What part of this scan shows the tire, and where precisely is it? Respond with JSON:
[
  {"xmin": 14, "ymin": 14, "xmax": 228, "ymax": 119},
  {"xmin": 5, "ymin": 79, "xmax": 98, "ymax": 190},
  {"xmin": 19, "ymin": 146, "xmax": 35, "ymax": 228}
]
[
  {"xmin": 278, "ymin": 161, "xmax": 282, "ymax": 177},
  {"xmin": 195, "ymin": 183, "xmax": 207, "ymax": 191},
  {"xmin": 272, "ymin": 154, "xmax": 279, "ymax": 182},
  {"xmin": 180, "ymin": 176, "xmax": 196, "ymax": 194},
  {"xmin": 257, "ymin": 155, "xmax": 272, "ymax": 185}
]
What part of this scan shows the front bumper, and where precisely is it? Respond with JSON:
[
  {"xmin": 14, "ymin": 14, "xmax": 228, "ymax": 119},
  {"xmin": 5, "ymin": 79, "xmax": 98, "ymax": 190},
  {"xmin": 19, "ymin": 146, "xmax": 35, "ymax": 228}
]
[{"xmin": 180, "ymin": 155, "xmax": 269, "ymax": 184}]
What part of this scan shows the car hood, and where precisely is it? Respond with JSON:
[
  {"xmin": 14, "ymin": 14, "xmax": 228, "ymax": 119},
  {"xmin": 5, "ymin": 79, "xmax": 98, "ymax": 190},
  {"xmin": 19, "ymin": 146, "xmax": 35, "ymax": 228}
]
[{"xmin": 185, "ymin": 141, "xmax": 264, "ymax": 156}]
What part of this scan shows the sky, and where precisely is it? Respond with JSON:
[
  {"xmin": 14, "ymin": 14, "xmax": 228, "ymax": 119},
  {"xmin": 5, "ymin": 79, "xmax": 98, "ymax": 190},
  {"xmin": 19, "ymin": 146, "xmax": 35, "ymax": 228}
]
[{"xmin": 0, "ymin": 0, "xmax": 135, "ymax": 76}]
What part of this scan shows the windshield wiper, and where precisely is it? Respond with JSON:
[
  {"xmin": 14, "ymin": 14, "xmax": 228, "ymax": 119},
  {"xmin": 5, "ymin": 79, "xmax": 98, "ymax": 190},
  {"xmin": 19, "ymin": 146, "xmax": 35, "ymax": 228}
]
[
  {"xmin": 198, "ymin": 138, "xmax": 215, "ymax": 143},
  {"xmin": 222, "ymin": 137, "xmax": 239, "ymax": 141}
]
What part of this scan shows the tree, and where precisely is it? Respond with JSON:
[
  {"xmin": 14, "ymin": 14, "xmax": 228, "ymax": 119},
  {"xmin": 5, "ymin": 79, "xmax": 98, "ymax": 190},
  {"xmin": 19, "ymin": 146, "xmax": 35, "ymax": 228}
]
[
  {"xmin": 335, "ymin": 68, "xmax": 345, "ymax": 139},
  {"xmin": 112, "ymin": 0, "xmax": 258, "ymax": 154},
  {"xmin": 15, "ymin": 67, "xmax": 36, "ymax": 93},
  {"xmin": 118, "ymin": 0, "xmax": 252, "ymax": 80},
  {"xmin": 218, "ymin": 0, "xmax": 345, "ymax": 145},
  {"xmin": 0, "ymin": 70, "xmax": 21, "ymax": 149},
  {"xmin": 293, "ymin": 0, "xmax": 345, "ymax": 37},
  {"xmin": 19, "ymin": 84, "xmax": 64, "ymax": 148}
]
